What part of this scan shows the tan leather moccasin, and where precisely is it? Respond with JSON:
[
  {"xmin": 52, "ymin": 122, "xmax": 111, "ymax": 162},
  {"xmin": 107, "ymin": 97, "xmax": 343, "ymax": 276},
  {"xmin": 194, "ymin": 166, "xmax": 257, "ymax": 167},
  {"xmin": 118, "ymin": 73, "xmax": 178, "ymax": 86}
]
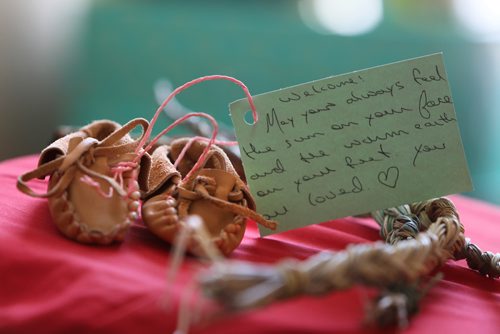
[
  {"xmin": 18, "ymin": 118, "xmax": 151, "ymax": 245},
  {"xmin": 142, "ymin": 138, "xmax": 276, "ymax": 256}
]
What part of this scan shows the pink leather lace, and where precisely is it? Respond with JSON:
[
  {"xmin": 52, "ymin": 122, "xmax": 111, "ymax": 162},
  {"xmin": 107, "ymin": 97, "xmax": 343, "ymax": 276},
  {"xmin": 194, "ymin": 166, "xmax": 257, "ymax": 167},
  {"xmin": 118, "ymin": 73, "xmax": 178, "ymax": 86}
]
[{"xmin": 133, "ymin": 75, "xmax": 258, "ymax": 183}]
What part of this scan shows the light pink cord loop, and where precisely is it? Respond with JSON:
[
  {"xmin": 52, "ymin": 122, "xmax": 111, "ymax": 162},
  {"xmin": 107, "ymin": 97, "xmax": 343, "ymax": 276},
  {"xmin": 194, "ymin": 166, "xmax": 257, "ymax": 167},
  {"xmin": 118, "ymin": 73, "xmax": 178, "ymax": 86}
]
[
  {"xmin": 134, "ymin": 75, "xmax": 257, "ymax": 182},
  {"xmin": 135, "ymin": 75, "xmax": 257, "ymax": 155}
]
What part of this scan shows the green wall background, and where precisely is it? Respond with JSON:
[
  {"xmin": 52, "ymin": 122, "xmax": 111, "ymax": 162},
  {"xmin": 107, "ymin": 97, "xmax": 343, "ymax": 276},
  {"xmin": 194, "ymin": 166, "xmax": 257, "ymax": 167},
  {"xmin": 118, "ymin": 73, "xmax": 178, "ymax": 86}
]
[{"xmin": 65, "ymin": 0, "xmax": 499, "ymax": 204}]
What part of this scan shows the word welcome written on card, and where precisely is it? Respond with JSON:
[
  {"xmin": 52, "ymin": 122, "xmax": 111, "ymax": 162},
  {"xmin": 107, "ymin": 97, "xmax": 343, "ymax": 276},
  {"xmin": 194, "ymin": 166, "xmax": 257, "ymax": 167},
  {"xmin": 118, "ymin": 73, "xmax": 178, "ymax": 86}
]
[{"xmin": 230, "ymin": 53, "xmax": 472, "ymax": 236}]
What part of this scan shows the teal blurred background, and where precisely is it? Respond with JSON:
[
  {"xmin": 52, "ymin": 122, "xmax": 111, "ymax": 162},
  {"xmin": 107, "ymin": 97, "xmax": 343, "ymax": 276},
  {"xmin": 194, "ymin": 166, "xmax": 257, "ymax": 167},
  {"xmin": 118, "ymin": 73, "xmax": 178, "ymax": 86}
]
[{"xmin": 1, "ymin": 0, "xmax": 499, "ymax": 205}]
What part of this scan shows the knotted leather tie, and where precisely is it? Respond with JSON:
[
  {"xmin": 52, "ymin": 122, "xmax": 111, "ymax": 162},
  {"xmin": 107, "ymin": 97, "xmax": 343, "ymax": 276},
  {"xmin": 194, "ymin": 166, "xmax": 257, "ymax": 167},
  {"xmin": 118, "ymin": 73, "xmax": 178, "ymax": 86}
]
[
  {"xmin": 17, "ymin": 118, "xmax": 148, "ymax": 199},
  {"xmin": 176, "ymin": 173, "xmax": 277, "ymax": 230}
]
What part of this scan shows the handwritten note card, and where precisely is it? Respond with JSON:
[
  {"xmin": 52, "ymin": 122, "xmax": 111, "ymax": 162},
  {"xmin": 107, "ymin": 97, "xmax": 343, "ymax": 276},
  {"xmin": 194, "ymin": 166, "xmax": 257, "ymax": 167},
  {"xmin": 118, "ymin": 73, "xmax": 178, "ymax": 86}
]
[{"xmin": 230, "ymin": 54, "xmax": 473, "ymax": 235}]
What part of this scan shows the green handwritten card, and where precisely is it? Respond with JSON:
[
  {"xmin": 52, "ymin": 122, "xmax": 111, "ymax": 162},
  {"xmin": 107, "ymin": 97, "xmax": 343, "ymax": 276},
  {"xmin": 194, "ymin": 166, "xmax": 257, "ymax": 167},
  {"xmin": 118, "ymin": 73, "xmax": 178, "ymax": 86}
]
[{"xmin": 230, "ymin": 53, "xmax": 472, "ymax": 235}]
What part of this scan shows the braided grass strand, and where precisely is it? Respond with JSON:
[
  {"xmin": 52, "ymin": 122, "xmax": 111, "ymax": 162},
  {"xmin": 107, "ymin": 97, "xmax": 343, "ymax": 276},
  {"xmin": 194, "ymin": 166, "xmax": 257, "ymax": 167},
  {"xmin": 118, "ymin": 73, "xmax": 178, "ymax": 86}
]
[{"xmin": 198, "ymin": 197, "xmax": 499, "ymax": 326}]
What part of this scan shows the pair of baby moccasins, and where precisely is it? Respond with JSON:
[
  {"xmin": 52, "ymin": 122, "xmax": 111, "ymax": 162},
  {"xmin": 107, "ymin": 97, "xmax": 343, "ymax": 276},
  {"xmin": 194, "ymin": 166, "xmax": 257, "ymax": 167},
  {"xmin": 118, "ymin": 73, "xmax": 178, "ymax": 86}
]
[{"xmin": 18, "ymin": 118, "xmax": 275, "ymax": 255}]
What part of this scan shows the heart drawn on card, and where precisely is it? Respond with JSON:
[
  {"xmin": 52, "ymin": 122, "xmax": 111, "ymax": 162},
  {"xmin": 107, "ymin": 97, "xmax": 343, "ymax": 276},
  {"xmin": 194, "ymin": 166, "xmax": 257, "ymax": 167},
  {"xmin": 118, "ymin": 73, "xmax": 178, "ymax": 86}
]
[{"xmin": 378, "ymin": 166, "xmax": 400, "ymax": 188}]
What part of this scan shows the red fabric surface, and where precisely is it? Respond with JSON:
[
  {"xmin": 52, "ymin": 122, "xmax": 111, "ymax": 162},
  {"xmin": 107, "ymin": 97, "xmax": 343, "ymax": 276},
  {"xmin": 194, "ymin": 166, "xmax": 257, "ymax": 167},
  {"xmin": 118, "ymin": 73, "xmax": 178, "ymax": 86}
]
[{"xmin": 0, "ymin": 155, "xmax": 499, "ymax": 334}]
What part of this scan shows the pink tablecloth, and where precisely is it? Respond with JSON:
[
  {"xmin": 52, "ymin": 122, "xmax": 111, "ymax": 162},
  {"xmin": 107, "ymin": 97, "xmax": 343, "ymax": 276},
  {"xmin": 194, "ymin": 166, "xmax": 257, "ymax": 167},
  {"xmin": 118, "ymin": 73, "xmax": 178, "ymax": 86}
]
[{"xmin": 1, "ymin": 155, "xmax": 499, "ymax": 334}]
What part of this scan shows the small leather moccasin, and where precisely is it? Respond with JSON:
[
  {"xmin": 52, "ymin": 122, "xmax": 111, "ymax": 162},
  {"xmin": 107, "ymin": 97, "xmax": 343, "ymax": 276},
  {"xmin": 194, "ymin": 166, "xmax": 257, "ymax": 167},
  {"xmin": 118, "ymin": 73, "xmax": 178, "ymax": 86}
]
[
  {"xmin": 18, "ymin": 118, "xmax": 151, "ymax": 245},
  {"xmin": 142, "ymin": 138, "xmax": 276, "ymax": 256}
]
